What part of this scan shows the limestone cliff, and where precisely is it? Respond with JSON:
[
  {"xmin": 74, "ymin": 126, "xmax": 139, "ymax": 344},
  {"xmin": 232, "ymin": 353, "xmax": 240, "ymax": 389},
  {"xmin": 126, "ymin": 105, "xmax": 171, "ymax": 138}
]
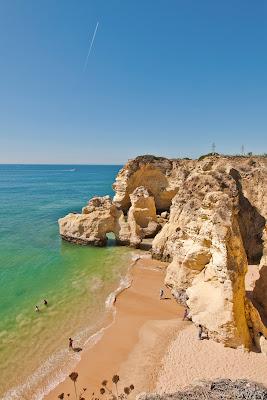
[
  {"xmin": 59, "ymin": 183, "xmax": 160, "ymax": 247},
  {"xmin": 127, "ymin": 186, "xmax": 160, "ymax": 247},
  {"xmin": 151, "ymin": 156, "xmax": 266, "ymax": 348},
  {"xmin": 113, "ymin": 155, "xmax": 194, "ymax": 212},
  {"xmin": 59, "ymin": 154, "xmax": 267, "ymax": 349}
]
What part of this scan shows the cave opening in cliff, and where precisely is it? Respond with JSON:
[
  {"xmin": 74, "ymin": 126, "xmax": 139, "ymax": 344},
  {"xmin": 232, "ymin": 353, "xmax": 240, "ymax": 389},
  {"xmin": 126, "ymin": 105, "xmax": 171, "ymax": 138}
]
[
  {"xmin": 238, "ymin": 195, "xmax": 265, "ymax": 265},
  {"xmin": 106, "ymin": 232, "xmax": 116, "ymax": 247},
  {"xmin": 230, "ymin": 169, "xmax": 265, "ymax": 266},
  {"xmin": 228, "ymin": 168, "xmax": 267, "ymax": 336}
]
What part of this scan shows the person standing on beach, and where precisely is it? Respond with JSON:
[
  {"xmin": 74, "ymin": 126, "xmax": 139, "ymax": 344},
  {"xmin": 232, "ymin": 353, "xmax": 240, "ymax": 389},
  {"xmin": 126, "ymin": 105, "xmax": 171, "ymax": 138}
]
[
  {"xmin": 198, "ymin": 324, "xmax": 203, "ymax": 340},
  {"xmin": 159, "ymin": 288, "xmax": 164, "ymax": 300},
  {"xmin": 43, "ymin": 299, "xmax": 48, "ymax": 306},
  {"xmin": 183, "ymin": 307, "xmax": 190, "ymax": 321},
  {"xmin": 35, "ymin": 305, "xmax": 40, "ymax": 312},
  {"xmin": 69, "ymin": 337, "xmax": 73, "ymax": 349}
]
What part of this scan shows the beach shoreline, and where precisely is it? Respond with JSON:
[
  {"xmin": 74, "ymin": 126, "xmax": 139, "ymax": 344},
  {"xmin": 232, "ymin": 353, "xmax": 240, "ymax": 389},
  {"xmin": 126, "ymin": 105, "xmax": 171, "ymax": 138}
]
[
  {"xmin": 43, "ymin": 255, "xmax": 184, "ymax": 400},
  {"xmin": 34, "ymin": 256, "xmax": 267, "ymax": 400}
]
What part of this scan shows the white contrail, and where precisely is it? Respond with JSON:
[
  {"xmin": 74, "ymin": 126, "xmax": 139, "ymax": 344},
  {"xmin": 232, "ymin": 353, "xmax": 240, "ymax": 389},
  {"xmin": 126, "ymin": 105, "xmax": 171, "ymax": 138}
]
[{"xmin": 84, "ymin": 21, "xmax": 99, "ymax": 71}]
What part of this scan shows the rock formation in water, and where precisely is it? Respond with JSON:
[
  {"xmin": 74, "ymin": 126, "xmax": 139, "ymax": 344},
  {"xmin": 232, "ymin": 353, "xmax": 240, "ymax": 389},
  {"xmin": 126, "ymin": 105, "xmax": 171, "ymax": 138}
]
[
  {"xmin": 59, "ymin": 154, "xmax": 267, "ymax": 349},
  {"xmin": 59, "ymin": 195, "xmax": 122, "ymax": 246},
  {"xmin": 59, "ymin": 183, "xmax": 160, "ymax": 247}
]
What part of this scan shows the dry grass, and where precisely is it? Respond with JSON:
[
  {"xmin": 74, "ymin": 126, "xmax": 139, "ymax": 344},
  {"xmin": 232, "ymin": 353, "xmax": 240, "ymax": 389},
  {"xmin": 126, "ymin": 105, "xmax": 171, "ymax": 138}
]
[{"xmin": 58, "ymin": 373, "xmax": 134, "ymax": 400}]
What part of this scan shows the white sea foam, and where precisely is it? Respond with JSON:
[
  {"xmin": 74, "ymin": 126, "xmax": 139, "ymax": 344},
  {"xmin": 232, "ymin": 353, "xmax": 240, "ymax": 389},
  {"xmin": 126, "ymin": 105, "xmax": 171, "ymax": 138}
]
[
  {"xmin": 1, "ymin": 254, "xmax": 139, "ymax": 400},
  {"xmin": 1, "ymin": 348, "xmax": 80, "ymax": 400},
  {"xmin": 105, "ymin": 275, "xmax": 132, "ymax": 309}
]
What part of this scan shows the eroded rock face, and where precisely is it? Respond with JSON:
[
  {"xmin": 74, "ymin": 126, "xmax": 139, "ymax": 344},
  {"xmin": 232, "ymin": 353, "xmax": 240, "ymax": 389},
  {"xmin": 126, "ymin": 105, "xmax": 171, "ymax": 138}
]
[
  {"xmin": 59, "ymin": 154, "xmax": 267, "ymax": 349},
  {"xmin": 138, "ymin": 379, "xmax": 267, "ymax": 400},
  {"xmin": 152, "ymin": 164, "xmax": 252, "ymax": 347},
  {"xmin": 127, "ymin": 186, "xmax": 160, "ymax": 247},
  {"xmin": 59, "ymin": 196, "xmax": 123, "ymax": 246},
  {"xmin": 150, "ymin": 156, "xmax": 266, "ymax": 348},
  {"xmin": 58, "ymin": 187, "xmax": 160, "ymax": 248},
  {"xmin": 113, "ymin": 155, "xmax": 194, "ymax": 212}
]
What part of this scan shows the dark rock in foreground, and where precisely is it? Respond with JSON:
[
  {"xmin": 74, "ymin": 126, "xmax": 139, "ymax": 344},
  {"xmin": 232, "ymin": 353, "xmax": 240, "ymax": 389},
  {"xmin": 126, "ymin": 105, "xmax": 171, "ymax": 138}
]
[{"xmin": 138, "ymin": 379, "xmax": 267, "ymax": 400}]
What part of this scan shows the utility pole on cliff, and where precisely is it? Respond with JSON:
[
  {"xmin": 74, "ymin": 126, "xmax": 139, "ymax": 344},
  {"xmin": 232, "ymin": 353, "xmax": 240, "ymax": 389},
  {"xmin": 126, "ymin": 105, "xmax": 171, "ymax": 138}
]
[
  {"xmin": 212, "ymin": 142, "xmax": 216, "ymax": 155},
  {"xmin": 241, "ymin": 144, "xmax": 245, "ymax": 155}
]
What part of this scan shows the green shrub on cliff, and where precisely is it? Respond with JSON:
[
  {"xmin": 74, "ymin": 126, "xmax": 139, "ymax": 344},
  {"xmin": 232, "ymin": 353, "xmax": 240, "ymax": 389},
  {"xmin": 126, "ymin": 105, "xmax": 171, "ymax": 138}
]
[{"xmin": 198, "ymin": 152, "xmax": 219, "ymax": 161}]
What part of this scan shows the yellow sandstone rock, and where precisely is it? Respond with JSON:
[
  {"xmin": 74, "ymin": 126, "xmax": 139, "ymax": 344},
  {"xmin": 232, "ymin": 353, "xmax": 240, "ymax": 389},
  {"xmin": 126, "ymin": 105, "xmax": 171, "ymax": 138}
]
[{"xmin": 59, "ymin": 154, "xmax": 267, "ymax": 349}]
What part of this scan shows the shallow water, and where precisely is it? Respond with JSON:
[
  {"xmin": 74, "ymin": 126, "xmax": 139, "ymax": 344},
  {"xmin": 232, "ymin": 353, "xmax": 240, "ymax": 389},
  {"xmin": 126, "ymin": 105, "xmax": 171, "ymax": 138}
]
[{"xmin": 0, "ymin": 164, "xmax": 133, "ymax": 399}]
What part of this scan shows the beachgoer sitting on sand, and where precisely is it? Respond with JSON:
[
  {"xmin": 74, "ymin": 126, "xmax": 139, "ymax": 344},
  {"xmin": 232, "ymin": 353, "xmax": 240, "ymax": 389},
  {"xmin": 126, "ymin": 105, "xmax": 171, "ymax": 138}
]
[
  {"xmin": 35, "ymin": 305, "xmax": 40, "ymax": 312},
  {"xmin": 256, "ymin": 332, "xmax": 267, "ymax": 355},
  {"xmin": 159, "ymin": 288, "xmax": 164, "ymax": 300},
  {"xmin": 43, "ymin": 299, "xmax": 48, "ymax": 306},
  {"xmin": 69, "ymin": 337, "xmax": 73, "ymax": 349}
]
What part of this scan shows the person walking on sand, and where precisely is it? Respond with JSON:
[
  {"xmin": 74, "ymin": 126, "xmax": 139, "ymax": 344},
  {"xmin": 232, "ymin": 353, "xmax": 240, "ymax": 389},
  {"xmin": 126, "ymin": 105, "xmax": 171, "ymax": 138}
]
[
  {"xmin": 69, "ymin": 337, "xmax": 73, "ymax": 350},
  {"xmin": 35, "ymin": 305, "xmax": 40, "ymax": 312},
  {"xmin": 159, "ymin": 288, "xmax": 164, "ymax": 300},
  {"xmin": 43, "ymin": 299, "xmax": 48, "ymax": 306}
]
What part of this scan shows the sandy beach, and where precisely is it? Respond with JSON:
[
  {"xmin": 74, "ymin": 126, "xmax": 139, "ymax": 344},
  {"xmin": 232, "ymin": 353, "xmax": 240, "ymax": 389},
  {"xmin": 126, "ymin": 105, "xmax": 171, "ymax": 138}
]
[
  {"xmin": 44, "ymin": 256, "xmax": 184, "ymax": 399},
  {"xmin": 154, "ymin": 264, "xmax": 267, "ymax": 393},
  {"xmin": 156, "ymin": 322, "xmax": 267, "ymax": 393},
  {"xmin": 43, "ymin": 257, "xmax": 267, "ymax": 400}
]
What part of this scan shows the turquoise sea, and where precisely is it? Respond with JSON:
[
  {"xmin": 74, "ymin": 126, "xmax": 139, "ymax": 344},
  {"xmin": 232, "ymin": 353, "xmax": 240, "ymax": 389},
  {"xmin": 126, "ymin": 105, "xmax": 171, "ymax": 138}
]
[{"xmin": 0, "ymin": 165, "xmax": 134, "ymax": 399}]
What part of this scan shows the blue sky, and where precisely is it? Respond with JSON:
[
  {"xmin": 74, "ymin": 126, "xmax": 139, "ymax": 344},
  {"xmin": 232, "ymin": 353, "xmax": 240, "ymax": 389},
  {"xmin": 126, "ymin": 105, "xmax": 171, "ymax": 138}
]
[{"xmin": 0, "ymin": 0, "xmax": 266, "ymax": 163}]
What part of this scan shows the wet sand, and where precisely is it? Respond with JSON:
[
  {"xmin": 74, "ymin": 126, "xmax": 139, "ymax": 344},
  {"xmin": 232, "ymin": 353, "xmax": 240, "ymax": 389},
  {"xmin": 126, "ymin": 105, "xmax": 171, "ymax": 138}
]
[{"xmin": 44, "ymin": 256, "xmax": 184, "ymax": 400}]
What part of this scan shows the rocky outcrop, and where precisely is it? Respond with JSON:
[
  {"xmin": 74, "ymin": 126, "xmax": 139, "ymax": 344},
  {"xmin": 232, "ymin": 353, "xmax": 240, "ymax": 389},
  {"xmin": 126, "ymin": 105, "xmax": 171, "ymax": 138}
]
[
  {"xmin": 151, "ymin": 156, "xmax": 266, "ymax": 348},
  {"xmin": 59, "ymin": 186, "xmax": 160, "ymax": 248},
  {"xmin": 59, "ymin": 196, "xmax": 123, "ymax": 246},
  {"xmin": 138, "ymin": 379, "xmax": 267, "ymax": 400},
  {"xmin": 113, "ymin": 155, "xmax": 194, "ymax": 212},
  {"xmin": 127, "ymin": 186, "xmax": 160, "ymax": 247},
  {"xmin": 152, "ymin": 163, "xmax": 252, "ymax": 347},
  {"xmin": 59, "ymin": 154, "xmax": 267, "ymax": 349}
]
